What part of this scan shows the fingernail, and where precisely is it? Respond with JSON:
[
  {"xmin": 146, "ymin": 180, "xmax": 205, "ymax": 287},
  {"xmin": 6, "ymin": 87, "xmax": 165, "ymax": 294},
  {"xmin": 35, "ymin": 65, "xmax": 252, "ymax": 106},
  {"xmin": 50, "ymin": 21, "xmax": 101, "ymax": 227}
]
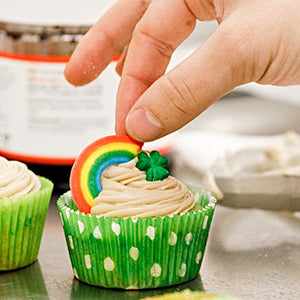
[{"xmin": 126, "ymin": 107, "xmax": 163, "ymax": 142}]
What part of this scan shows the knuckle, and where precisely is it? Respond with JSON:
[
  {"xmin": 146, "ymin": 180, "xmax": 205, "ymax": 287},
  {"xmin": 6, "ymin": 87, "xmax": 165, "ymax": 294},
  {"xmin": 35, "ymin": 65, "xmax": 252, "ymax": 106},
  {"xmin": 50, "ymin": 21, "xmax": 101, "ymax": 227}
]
[
  {"xmin": 184, "ymin": 0, "xmax": 217, "ymax": 20},
  {"xmin": 217, "ymin": 25, "xmax": 255, "ymax": 83},
  {"xmin": 134, "ymin": 26, "xmax": 175, "ymax": 58},
  {"xmin": 139, "ymin": 0, "xmax": 152, "ymax": 10},
  {"xmin": 123, "ymin": 72, "xmax": 153, "ymax": 87},
  {"xmin": 161, "ymin": 73, "xmax": 198, "ymax": 117}
]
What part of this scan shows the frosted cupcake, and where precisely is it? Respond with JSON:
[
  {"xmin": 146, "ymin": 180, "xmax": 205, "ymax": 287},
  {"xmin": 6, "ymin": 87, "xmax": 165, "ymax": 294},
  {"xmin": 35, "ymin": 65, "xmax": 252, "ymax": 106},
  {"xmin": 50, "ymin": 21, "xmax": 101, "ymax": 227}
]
[
  {"xmin": 91, "ymin": 154, "xmax": 195, "ymax": 218},
  {"xmin": 57, "ymin": 135, "xmax": 216, "ymax": 289},
  {"xmin": 0, "ymin": 156, "xmax": 53, "ymax": 271}
]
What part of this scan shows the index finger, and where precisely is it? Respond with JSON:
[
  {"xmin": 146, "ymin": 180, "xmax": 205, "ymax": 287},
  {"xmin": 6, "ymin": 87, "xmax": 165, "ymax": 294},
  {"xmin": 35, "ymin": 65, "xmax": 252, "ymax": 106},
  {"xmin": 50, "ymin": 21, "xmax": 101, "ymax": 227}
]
[{"xmin": 64, "ymin": 0, "xmax": 151, "ymax": 86}]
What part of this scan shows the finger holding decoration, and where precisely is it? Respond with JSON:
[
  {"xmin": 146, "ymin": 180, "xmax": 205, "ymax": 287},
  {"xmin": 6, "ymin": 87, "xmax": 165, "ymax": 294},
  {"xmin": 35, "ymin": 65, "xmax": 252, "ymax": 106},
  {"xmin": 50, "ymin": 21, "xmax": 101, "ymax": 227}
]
[{"xmin": 115, "ymin": 0, "xmax": 196, "ymax": 134}]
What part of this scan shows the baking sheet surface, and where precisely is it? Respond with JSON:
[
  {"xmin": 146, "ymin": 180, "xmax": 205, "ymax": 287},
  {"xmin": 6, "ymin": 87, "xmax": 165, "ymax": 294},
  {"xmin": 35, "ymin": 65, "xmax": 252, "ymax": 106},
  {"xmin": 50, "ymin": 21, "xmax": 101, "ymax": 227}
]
[{"xmin": 0, "ymin": 198, "xmax": 299, "ymax": 300}]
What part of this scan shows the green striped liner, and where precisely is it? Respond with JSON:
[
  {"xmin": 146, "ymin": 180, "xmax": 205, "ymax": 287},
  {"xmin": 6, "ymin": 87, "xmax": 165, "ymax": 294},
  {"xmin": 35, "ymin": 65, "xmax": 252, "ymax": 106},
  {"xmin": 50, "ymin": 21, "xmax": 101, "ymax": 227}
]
[
  {"xmin": 57, "ymin": 186, "xmax": 216, "ymax": 289},
  {"xmin": 0, "ymin": 177, "xmax": 53, "ymax": 271}
]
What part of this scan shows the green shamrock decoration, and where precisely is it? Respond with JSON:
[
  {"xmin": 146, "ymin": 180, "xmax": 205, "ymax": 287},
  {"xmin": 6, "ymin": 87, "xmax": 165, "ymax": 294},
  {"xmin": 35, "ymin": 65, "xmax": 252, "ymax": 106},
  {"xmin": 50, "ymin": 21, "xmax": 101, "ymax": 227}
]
[{"xmin": 136, "ymin": 151, "xmax": 170, "ymax": 181}]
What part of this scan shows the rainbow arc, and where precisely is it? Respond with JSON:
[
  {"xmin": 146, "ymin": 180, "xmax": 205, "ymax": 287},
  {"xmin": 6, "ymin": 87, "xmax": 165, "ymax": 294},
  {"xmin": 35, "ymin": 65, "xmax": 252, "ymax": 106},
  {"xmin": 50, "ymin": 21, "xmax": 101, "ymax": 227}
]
[{"xmin": 70, "ymin": 136, "xmax": 143, "ymax": 213}]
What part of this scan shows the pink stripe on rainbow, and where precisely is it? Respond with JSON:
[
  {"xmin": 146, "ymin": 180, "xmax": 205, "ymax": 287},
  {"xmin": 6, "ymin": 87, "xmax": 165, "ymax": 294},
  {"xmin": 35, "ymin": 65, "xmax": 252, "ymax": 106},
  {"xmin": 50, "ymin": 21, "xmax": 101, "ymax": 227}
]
[{"xmin": 70, "ymin": 136, "xmax": 143, "ymax": 213}]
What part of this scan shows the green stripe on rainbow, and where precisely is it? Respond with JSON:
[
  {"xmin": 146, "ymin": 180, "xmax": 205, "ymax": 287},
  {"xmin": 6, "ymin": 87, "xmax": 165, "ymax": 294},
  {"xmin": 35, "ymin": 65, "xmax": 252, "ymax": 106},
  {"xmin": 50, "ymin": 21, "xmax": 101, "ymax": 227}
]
[
  {"xmin": 70, "ymin": 136, "xmax": 143, "ymax": 214},
  {"xmin": 88, "ymin": 150, "xmax": 135, "ymax": 198}
]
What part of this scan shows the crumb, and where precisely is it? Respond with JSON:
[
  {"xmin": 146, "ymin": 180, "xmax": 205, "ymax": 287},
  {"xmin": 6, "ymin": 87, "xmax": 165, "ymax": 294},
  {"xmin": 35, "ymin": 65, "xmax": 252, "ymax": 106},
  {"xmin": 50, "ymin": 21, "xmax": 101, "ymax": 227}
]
[
  {"xmin": 265, "ymin": 146, "xmax": 285, "ymax": 165},
  {"xmin": 285, "ymin": 130, "xmax": 298, "ymax": 143}
]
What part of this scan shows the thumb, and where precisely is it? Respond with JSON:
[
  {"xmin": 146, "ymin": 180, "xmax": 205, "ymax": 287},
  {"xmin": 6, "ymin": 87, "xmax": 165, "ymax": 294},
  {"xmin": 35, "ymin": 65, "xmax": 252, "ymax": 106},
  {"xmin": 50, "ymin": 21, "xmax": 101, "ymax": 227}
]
[{"xmin": 125, "ymin": 22, "xmax": 258, "ymax": 142}]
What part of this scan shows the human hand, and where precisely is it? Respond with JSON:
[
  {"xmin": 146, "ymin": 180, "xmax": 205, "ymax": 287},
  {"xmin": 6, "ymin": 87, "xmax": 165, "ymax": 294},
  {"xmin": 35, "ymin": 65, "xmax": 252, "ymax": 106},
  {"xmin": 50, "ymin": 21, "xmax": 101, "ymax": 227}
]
[{"xmin": 64, "ymin": 0, "xmax": 300, "ymax": 142}]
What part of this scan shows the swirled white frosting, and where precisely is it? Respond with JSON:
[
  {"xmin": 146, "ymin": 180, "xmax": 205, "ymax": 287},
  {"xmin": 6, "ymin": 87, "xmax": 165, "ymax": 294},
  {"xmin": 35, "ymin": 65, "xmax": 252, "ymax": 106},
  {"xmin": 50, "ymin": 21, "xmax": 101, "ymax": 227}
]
[
  {"xmin": 0, "ymin": 156, "xmax": 41, "ymax": 199},
  {"xmin": 91, "ymin": 158, "xmax": 196, "ymax": 218}
]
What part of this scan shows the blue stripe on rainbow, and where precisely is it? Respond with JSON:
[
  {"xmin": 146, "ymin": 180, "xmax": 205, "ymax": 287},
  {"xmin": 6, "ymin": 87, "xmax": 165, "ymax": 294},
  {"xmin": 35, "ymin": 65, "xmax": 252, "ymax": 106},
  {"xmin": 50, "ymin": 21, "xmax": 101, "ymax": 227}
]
[{"xmin": 89, "ymin": 150, "xmax": 135, "ymax": 198}]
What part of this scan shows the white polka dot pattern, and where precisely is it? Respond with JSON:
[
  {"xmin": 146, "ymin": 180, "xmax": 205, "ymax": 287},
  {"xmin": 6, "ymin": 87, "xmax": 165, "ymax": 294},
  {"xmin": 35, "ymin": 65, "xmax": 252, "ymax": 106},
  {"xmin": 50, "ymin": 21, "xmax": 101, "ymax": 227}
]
[
  {"xmin": 146, "ymin": 226, "xmax": 155, "ymax": 240},
  {"xmin": 68, "ymin": 235, "xmax": 74, "ymax": 250},
  {"xmin": 185, "ymin": 233, "xmax": 192, "ymax": 245},
  {"xmin": 104, "ymin": 257, "xmax": 115, "ymax": 271},
  {"xmin": 150, "ymin": 263, "xmax": 161, "ymax": 277},
  {"xmin": 78, "ymin": 220, "xmax": 84, "ymax": 233},
  {"xmin": 196, "ymin": 251, "xmax": 202, "ymax": 264},
  {"xmin": 57, "ymin": 186, "xmax": 217, "ymax": 289},
  {"xmin": 84, "ymin": 255, "xmax": 91, "ymax": 269},
  {"xmin": 179, "ymin": 263, "xmax": 186, "ymax": 277},
  {"xmin": 202, "ymin": 215, "xmax": 208, "ymax": 229},
  {"xmin": 169, "ymin": 232, "xmax": 177, "ymax": 246},
  {"xmin": 112, "ymin": 222, "xmax": 120, "ymax": 236},
  {"xmin": 93, "ymin": 226, "xmax": 102, "ymax": 239},
  {"xmin": 129, "ymin": 247, "xmax": 139, "ymax": 261},
  {"xmin": 73, "ymin": 268, "xmax": 79, "ymax": 279}
]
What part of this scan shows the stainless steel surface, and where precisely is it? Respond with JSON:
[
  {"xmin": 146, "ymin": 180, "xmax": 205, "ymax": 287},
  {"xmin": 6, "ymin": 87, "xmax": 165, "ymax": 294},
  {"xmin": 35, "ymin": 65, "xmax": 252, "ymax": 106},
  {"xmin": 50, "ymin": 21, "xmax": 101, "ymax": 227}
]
[
  {"xmin": 179, "ymin": 93, "xmax": 300, "ymax": 211},
  {"xmin": 185, "ymin": 93, "xmax": 300, "ymax": 135},
  {"xmin": 1, "ymin": 197, "xmax": 299, "ymax": 300}
]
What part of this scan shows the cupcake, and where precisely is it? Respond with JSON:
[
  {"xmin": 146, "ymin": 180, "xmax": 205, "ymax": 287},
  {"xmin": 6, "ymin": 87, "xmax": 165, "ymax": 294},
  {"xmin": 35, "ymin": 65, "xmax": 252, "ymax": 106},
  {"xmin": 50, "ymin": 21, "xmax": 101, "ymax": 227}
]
[
  {"xmin": 0, "ymin": 156, "xmax": 53, "ymax": 271},
  {"xmin": 57, "ymin": 135, "xmax": 216, "ymax": 289},
  {"xmin": 142, "ymin": 289, "xmax": 240, "ymax": 300}
]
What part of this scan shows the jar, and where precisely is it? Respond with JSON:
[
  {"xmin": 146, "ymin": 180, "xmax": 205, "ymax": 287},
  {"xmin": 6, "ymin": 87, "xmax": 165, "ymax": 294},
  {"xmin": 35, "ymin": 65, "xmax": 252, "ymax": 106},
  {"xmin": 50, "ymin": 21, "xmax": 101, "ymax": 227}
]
[{"xmin": 0, "ymin": 0, "xmax": 118, "ymax": 191}]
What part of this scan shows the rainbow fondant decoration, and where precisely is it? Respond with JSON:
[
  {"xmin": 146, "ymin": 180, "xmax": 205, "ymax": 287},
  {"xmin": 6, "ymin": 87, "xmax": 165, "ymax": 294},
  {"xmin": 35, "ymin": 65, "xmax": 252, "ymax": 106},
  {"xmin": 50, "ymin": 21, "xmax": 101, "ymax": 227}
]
[{"xmin": 70, "ymin": 135, "xmax": 143, "ymax": 213}]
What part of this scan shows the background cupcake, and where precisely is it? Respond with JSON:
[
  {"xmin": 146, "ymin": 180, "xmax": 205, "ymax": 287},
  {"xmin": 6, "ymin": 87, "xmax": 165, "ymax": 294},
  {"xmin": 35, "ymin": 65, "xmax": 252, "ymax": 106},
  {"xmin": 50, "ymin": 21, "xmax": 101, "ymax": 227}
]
[
  {"xmin": 57, "ymin": 136, "xmax": 216, "ymax": 289},
  {"xmin": 142, "ymin": 289, "xmax": 241, "ymax": 299},
  {"xmin": 0, "ymin": 156, "xmax": 53, "ymax": 271}
]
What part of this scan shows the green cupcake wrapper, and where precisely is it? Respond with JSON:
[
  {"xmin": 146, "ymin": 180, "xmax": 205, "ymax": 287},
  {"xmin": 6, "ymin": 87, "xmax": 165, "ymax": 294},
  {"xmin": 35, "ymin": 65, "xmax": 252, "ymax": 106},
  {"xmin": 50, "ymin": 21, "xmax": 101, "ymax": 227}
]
[
  {"xmin": 0, "ymin": 177, "xmax": 53, "ymax": 271},
  {"xmin": 57, "ymin": 185, "xmax": 216, "ymax": 289}
]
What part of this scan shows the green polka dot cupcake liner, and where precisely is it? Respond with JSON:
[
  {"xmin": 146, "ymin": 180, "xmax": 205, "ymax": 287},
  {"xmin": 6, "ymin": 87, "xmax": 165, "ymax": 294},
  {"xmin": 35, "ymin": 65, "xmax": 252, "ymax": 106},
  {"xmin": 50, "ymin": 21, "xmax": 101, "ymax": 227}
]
[
  {"xmin": 57, "ymin": 185, "xmax": 216, "ymax": 289},
  {"xmin": 0, "ymin": 177, "xmax": 53, "ymax": 271}
]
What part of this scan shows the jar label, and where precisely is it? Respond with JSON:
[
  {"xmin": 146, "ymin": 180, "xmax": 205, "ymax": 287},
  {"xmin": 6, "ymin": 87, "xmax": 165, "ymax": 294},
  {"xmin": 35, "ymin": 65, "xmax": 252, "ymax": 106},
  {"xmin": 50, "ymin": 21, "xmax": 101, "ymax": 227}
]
[{"xmin": 0, "ymin": 53, "xmax": 118, "ymax": 164}]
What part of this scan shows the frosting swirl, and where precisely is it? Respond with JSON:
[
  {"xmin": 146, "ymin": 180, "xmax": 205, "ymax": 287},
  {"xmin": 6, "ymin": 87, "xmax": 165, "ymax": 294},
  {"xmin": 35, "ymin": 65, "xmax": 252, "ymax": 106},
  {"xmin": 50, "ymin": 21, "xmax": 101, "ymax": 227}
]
[
  {"xmin": 0, "ymin": 156, "xmax": 41, "ymax": 199},
  {"xmin": 91, "ymin": 158, "xmax": 195, "ymax": 218}
]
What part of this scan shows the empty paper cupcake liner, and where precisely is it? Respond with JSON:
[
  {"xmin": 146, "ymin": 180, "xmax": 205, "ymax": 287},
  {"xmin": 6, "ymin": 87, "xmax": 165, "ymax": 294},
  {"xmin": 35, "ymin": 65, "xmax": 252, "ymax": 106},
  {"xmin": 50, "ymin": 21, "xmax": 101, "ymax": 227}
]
[
  {"xmin": 57, "ymin": 185, "xmax": 216, "ymax": 289},
  {"xmin": 0, "ymin": 177, "xmax": 53, "ymax": 271}
]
